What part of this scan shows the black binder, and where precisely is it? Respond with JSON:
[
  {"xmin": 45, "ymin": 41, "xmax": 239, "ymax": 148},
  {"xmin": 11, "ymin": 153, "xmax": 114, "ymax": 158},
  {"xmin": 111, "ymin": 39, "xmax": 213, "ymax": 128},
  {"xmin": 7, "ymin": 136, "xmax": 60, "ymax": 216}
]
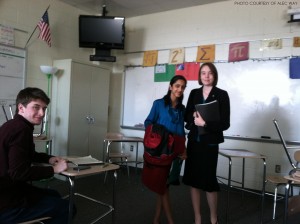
[{"xmin": 195, "ymin": 100, "xmax": 220, "ymax": 135}]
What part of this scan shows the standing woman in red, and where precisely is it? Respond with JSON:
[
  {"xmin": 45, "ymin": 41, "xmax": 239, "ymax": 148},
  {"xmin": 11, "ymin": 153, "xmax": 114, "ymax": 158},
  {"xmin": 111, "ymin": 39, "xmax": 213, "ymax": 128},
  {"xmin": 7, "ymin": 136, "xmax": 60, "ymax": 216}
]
[
  {"xmin": 183, "ymin": 63, "xmax": 230, "ymax": 224},
  {"xmin": 144, "ymin": 75, "xmax": 187, "ymax": 224}
]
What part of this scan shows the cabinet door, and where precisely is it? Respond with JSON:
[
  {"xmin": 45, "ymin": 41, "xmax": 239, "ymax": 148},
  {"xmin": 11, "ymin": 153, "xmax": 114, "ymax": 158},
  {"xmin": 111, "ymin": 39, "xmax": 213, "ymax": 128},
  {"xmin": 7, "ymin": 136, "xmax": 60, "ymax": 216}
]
[
  {"xmin": 68, "ymin": 62, "xmax": 110, "ymax": 159},
  {"xmin": 68, "ymin": 62, "xmax": 92, "ymax": 156},
  {"xmin": 88, "ymin": 66, "xmax": 110, "ymax": 160}
]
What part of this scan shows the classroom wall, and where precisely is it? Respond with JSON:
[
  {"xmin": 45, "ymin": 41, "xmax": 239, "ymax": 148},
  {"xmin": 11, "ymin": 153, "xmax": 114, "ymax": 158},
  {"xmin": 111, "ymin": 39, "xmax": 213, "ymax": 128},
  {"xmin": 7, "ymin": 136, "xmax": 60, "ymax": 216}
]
[
  {"xmin": 0, "ymin": 0, "xmax": 97, "ymax": 88},
  {"xmin": 111, "ymin": 0, "xmax": 300, "ymax": 193}
]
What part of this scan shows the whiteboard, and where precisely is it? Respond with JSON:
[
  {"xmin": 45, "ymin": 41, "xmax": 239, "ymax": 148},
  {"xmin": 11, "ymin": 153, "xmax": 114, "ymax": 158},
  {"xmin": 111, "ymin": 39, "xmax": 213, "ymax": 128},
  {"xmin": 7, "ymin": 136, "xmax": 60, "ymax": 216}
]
[
  {"xmin": 122, "ymin": 60, "xmax": 300, "ymax": 142},
  {"xmin": 0, "ymin": 44, "xmax": 26, "ymax": 126}
]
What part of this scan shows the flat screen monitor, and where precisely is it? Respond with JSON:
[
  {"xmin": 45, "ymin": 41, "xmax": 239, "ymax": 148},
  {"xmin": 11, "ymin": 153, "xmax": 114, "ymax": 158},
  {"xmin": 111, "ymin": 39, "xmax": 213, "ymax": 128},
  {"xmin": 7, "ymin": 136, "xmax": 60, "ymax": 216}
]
[{"xmin": 79, "ymin": 15, "xmax": 125, "ymax": 50}]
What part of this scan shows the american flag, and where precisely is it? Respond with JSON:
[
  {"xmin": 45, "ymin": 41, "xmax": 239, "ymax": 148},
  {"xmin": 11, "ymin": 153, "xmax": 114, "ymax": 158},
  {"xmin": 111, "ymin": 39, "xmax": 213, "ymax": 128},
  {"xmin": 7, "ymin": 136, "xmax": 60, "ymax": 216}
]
[{"xmin": 37, "ymin": 10, "xmax": 51, "ymax": 47}]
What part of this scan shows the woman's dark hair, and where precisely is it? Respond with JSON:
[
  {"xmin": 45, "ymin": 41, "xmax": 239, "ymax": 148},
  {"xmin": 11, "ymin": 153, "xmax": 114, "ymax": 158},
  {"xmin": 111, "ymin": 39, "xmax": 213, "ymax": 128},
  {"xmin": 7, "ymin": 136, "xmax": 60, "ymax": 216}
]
[
  {"xmin": 163, "ymin": 75, "xmax": 187, "ymax": 109},
  {"xmin": 198, "ymin": 62, "xmax": 218, "ymax": 86},
  {"xmin": 15, "ymin": 87, "xmax": 50, "ymax": 114}
]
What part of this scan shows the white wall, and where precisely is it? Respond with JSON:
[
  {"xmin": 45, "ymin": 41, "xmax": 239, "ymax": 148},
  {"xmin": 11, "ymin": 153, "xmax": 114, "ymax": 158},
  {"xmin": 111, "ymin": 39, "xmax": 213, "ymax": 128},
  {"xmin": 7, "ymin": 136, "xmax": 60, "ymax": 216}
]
[
  {"xmin": 120, "ymin": 1, "xmax": 300, "ymax": 63},
  {"xmin": 1, "ymin": 0, "xmax": 96, "ymax": 87},
  {"xmin": 113, "ymin": 0, "xmax": 300, "ymax": 193}
]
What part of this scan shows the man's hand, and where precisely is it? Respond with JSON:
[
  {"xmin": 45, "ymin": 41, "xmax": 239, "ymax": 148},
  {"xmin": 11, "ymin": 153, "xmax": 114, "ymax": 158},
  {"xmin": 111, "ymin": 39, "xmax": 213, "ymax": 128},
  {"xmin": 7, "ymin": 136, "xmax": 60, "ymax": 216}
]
[
  {"xmin": 53, "ymin": 160, "xmax": 68, "ymax": 173},
  {"xmin": 49, "ymin": 156, "xmax": 65, "ymax": 165},
  {"xmin": 49, "ymin": 156, "xmax": 68, "ymax": 173}
]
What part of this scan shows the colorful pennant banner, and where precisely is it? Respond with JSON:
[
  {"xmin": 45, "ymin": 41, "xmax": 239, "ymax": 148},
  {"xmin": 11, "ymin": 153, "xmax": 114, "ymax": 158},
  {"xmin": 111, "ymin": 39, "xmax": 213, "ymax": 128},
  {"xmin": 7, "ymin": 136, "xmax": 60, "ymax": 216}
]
[
  {"xmin": 169, "ymin": 48, "xmax": 185, "ymax": 64},
  {"xmin": 154, "ymin": 64, "xmax": 175, "ymax": 82},
  {"xmin": 175, "ymin": 62, "xmax": 200, "ymax": 80},
  {"xmin": 196, "ymin": 44, "xmax": 215, "ymax": 62},
  {"xmin": 143, "ymin": 50, "xmax": 158, "ymax": 67},
  {"xmin": 228, "ymin": 42, "xmax": 249, "ymax": 62}
]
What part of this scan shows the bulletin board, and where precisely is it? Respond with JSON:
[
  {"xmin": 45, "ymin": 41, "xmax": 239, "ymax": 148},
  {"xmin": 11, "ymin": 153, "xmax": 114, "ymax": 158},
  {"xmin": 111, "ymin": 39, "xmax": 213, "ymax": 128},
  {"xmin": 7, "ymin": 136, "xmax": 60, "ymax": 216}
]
[
  {"xmin": 122, "ymin": 59, "xmax": 300, "ymax": 142},
  {"xmin": 0, "ymin": 44, "xmax": 26, "ymax": 126}
]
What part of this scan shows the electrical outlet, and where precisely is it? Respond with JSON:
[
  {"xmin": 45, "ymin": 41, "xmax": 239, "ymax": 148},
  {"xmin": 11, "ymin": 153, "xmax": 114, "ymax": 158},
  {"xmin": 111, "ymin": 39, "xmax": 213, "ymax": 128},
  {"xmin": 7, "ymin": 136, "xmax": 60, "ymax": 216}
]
[
  {"xmin": 275, "ymin": 165, "xmax": 281, "ymax": 173},
  {"xmin": 130, "ymin": 145, "xmax": 134, "ymax": 151}
]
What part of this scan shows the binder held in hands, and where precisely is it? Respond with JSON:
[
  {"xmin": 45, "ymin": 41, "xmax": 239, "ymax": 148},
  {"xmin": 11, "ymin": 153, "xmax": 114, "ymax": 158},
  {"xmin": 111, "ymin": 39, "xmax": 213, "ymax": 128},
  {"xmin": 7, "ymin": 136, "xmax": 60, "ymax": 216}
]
[{"xmin": 195, "ymin": 100, "xmax": 220, "ymax": 135}]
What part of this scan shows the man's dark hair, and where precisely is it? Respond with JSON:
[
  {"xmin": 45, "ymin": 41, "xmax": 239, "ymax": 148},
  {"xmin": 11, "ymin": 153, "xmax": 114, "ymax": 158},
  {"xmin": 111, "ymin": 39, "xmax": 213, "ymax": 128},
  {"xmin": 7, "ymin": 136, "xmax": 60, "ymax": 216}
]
[{"xmin": 15, "ymin": 87, "xmax": 50, "ymax": 114}]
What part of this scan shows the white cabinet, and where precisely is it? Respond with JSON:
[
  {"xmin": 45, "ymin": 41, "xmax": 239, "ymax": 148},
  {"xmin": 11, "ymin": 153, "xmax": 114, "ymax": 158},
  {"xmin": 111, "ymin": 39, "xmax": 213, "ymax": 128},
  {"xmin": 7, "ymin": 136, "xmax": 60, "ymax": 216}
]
[{"xmin": 50, "ymin": 59, "xmax": 110, "ymax": 160}]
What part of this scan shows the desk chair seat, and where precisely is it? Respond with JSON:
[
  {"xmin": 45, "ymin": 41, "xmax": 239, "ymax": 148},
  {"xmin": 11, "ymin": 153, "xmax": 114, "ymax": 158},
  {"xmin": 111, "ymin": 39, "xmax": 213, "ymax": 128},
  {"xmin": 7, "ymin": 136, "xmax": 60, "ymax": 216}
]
[
  {"xmin": 265, "ymin": 175, "xmax": 289, "ymax": 220},
  {"xmin": 109, "ymin": 152, "xmax": 130, "ymax": 159},
  {"xmin": 264, "ymin": 119, "xmax": 300, "ymax": 221},
  {"xmin": 108, "ymin": 152, "xmax": 130, "ymax": 176},
  {"xmin": 18, "ymin": 217, "xmax": 51, "ymax": 224},
  {"xmin": 105, "ymin": 133, "xmax": 130, "ymax": 180}
]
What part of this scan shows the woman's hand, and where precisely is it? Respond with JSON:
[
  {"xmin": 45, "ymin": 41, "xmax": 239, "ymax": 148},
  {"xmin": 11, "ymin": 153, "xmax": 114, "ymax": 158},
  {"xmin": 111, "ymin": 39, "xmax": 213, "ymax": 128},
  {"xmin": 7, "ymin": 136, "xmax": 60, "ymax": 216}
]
[
  {"xmin": 178, "ymin": 149, "xmax": 187, "ymax": 160},
  {"xmin": 194, "ymin": 111, "xmax": 206, "ymax": 127}
]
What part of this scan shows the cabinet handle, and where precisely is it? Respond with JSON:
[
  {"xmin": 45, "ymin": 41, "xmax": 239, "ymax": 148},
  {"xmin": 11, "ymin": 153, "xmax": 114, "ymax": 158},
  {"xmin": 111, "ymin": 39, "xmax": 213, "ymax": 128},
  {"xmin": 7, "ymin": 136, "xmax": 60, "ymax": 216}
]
[
  {"xmin": 90, "ymin": 116, "xmax": 95, "ymax": 124},
  {"xmin": 86, "ymin": 116, "xmax": 91, "ymax": 124}
]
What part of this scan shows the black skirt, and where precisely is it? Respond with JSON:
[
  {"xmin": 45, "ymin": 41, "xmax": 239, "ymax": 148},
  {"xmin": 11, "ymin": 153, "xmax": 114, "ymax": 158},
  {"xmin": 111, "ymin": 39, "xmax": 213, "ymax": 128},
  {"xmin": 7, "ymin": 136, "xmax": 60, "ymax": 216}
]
[{"xmin": 182, "ymin": 139, "xmax": 220, "ymax": 192}]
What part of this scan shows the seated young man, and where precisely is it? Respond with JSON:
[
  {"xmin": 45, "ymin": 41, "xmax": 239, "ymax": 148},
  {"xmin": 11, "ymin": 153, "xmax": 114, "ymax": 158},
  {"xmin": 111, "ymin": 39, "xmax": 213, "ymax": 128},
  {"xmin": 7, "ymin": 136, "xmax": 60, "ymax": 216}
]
[{"xmin": 0, "ymin": 87, "xmax": 69, "ymax": 224}]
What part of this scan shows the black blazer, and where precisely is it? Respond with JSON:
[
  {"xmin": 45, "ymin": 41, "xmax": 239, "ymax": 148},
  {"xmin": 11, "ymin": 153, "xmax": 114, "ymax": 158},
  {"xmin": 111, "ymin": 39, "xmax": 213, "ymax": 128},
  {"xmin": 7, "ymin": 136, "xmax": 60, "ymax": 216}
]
[{"xmin": 184, "ymin": 86, "xmax": 230, "ymax": 144}]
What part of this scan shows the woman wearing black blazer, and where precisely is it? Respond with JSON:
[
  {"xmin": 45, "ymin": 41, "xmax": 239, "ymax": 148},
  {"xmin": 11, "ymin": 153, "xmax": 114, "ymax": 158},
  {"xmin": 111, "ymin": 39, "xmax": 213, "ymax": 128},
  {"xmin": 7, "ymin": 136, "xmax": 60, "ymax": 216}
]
[{"xmin": 183, "ymin": 63, "xmax": 230, "ymax": 224}]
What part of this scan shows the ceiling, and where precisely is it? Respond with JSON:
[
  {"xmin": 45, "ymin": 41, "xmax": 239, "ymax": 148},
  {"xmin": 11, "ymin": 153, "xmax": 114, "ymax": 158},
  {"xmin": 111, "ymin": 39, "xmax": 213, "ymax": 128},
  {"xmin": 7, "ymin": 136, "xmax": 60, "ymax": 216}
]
[{"xmin": 59, "ymin": 0, "xmax": 228, "ymax": 18}]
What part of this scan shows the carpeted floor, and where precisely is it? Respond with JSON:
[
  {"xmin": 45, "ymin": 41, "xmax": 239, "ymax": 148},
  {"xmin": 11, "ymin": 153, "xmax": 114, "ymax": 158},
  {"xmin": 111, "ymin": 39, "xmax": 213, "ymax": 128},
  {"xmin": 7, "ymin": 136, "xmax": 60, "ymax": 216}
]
[{"xmin": 34, "ymin": 167, "xmax": 300, "ymax": 224}]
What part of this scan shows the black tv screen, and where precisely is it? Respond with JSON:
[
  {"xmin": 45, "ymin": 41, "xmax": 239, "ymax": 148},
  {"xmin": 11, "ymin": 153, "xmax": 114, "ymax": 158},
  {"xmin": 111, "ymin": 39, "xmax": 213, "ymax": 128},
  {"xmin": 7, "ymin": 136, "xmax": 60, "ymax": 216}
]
[{"xmin": 79, "ymin": 15, "xmax": 125, "ymax": 50}]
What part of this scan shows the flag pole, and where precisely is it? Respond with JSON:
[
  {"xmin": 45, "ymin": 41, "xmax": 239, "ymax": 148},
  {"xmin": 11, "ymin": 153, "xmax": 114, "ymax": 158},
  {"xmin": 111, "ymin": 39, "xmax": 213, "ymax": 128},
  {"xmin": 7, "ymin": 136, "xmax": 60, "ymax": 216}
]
[{"xmin": 24, "ymin": 5, "xmax": 50, "ymax": 48}]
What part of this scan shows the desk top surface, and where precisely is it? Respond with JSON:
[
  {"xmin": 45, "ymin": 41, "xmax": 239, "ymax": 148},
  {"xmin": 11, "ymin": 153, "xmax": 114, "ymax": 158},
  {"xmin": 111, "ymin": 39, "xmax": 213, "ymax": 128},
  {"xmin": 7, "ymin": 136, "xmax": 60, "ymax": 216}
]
[
  {"xmin": 61, "ymin": 163, "xmax": 119, "ymax": 177},
  {"xmin": 284, "ymin": 175, "xmax": 300, "ymax": 183},
  {"xmin": 219, "ymin": 148, "xmax": 266, "ymax": 159},
  {"xmin": 33, "ymin": 136, "xmax": 52, "ymax": 142},
  {"xmin": 104, "ymin": 136, "xmax": 143, "ymax": 142}
]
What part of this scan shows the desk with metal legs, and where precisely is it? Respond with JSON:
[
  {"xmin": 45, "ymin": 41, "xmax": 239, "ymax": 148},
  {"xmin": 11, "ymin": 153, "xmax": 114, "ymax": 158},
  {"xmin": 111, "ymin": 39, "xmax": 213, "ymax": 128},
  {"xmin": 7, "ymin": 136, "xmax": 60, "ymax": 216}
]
[
  {"xmin": 60, "ymin": 163, "xmax": 119, "ymax": 224},
  {"xmin": 218, "ymin": 148, "xmax": 267, "ymax": 224},
  {"xmin": 103, "ymin": 136, "xmax": 144, "ymax": 176}
]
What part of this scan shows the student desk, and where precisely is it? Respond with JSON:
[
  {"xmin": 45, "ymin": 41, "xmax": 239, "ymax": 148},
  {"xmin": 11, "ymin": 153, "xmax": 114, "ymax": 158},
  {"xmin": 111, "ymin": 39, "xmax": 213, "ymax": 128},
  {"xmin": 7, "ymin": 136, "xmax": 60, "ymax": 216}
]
[
  {"xmin": 218, "ymin": 148, "xmax": 267, "ymax": 224},
  {"xmin": 60, "ymin": 163, "xmax": 120, "ymax": 224},
  {"xmin": 103, "ymin": 136, "xmax": 144, "ymax": 175}
]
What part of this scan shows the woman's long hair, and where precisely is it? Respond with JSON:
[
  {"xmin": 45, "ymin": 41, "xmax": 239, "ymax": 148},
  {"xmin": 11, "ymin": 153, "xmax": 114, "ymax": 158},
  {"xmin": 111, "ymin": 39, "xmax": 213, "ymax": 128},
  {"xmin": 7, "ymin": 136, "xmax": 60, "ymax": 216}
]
[{"xmin": 163, "ymin": 75, "xmax": 187, "ymax": 110}]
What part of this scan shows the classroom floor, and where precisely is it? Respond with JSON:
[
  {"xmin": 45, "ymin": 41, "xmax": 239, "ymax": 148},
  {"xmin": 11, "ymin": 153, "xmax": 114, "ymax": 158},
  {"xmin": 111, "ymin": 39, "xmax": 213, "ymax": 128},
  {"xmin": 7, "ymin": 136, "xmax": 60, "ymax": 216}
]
[{"xmin": 34, "ymin": 167, "xmax": 300, "ymax": 224}]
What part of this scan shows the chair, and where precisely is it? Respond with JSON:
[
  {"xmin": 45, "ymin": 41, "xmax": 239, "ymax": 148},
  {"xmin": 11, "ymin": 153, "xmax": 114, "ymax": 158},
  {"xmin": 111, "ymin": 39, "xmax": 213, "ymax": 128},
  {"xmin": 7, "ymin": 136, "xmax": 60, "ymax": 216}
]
[
  {"xmin": 287, "ymin": 151, "xmax": 300, "ymax": 217},
  {"xmin": 105, "ymin": 132, "xmax": 130, "ymax": 179},
  {"xmin": 265, "ymin": 119, "xmax": 300, "ymax": 220}
]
